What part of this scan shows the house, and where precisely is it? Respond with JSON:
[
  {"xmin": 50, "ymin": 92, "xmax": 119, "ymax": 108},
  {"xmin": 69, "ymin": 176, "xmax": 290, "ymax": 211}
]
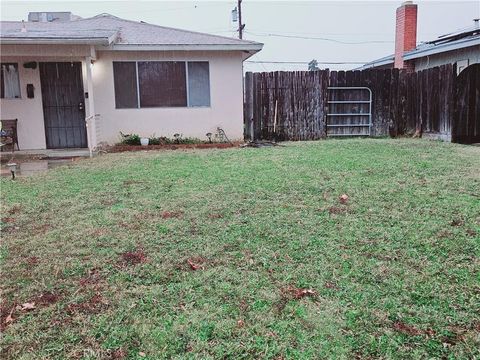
[
  {"xmin": 0, "ymin": 12, "xmax": 263, "ymax": 151},
  {"xmin": 360, "ymin": 1, "xmax": 480, "ymax": 74}
]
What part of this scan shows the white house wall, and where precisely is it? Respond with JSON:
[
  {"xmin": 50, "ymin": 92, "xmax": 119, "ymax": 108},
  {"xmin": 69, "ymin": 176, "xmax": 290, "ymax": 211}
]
[
  {"xmin": 414, "ymin": 46, "xmax": 480, "ymax": 72},
  {"xmin": 93, "ymin": 50, "xmax": 245, "ymax": 144},
  {"xmin": 1, "ymin": 47, "xmax": 245, "ymax": 149}
]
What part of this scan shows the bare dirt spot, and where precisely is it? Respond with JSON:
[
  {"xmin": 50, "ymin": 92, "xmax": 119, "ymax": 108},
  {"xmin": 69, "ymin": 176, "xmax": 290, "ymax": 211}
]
[
  {"xmin": 67, "ymin": 293, "xmax": 108, "ymax": 314},
  {"xmin": 208, "ymin": 213, "xmax": 224, "ymax": 219},
  {"xmin": 328, "ymin": 206, "xmax": 348, "ymax": 215},
  {"xmin": 466, "ymin": 229, "xmax": 477, "ymax": 237},
  {"xmin": 450, "ymin": 219, "xmax": 465, "ymax": 227},
  {"xmin": 1, "ymin": 217, "xmax": 15, "ymax": 223},
  {"xmin": 392, "ymin": 321, "xmax": 435, "ymax": 336},
  {"xmin": 119, "ymin": 221, "xmax": 141, "ymax": 231},
  {"xmin": 120, "ymin": 249, "xmax": 148, "ymax": 266},
  {"xmin": 276, "ymin": 286, "xmax": 317, "ymax": 313},
  {"xmin": 100, "ymin": 198, "xmax": 118, "ymax": 206},
  {"xmin": 36, "ymin": 291, "xmax": 60, "ymax": 306},
  {"xmin": 111, "ymin": 348, "xmax": 127, "ymax": 359},
  {"xmin": 79, "ymin": 268, "xmax": 103, "ymax": 287},
  {"xmin": 7, "ymin": 205, "xmax": 21, "ymax": 215},
  {"xmin": 284, "ymin": 286, "xmax": 317, "ymax": 299},
  {"xmin": 25, "ymin": 256, "xmax": 39, "ymax": 266},
  {"xmin": 324, "ymin": 281, "xmax": 339, "ymax": 290},
  {"xmin": 1, "ymin": 291, "xmax": 60, "ymax": 331},
  {"xmin": 437, "ymin": 229, "xmax": 453, "ymax": 239},
  {"xmin": 33, "ymin": 223, "xmax": 52, "ymax": 234},
  {"xmin": 161, "ymin": 211, "xmax": 184, "ymax": 219}
]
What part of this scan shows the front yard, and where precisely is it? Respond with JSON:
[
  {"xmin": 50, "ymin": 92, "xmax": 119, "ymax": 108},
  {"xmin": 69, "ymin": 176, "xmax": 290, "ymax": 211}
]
[{"xmin": 1, "ymin": 139, "xmax": 479, "ymax": 359}]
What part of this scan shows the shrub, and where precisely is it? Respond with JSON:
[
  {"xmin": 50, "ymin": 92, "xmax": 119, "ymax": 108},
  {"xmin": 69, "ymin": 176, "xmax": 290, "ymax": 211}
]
[{"xmin": 120, "ymin": 134, "xmax": 141, "ymax": 145}]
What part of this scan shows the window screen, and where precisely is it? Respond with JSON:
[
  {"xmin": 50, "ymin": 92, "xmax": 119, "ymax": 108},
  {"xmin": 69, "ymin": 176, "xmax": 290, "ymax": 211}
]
[
  {"xmin": 138, "ymin": 61, "xmax": 187, "ymax": 107},
  {"xmin": 113, "ymin": 62, "xmax": 138, "ymax": 108},
  {"xmin": 187, "ymin": 62, "xmax": 210, "ymax": 107},
  {"xmin": 1, "ymin": 63, "xmax": 21, "ymax": 99}
]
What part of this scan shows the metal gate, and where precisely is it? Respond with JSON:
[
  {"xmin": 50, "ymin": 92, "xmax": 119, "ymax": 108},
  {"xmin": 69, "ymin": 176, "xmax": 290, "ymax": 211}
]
[{"xmin": 326, "ymin": 87, "xmax": 372, "ymax": 137}]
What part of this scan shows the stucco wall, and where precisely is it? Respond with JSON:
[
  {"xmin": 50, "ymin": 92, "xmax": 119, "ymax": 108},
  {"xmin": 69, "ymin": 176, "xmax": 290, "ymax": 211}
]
[
  {"xmin": 1, "ymin": 53, "xmax": 92, "ymax": 150},
  {"xmin": 93, "ymin": 50, "xmax": 245, "ymax": 144},
  {"xmin": 0, "ymin": 57, "xmax": 47, "ymax": 149},
  {"xmin": 414, "ymin": 46, "xmax": 480, "ymax": 72},
  {"xmin": 1, "ymin": 47, "xmax": 245, "ymax": 149}
]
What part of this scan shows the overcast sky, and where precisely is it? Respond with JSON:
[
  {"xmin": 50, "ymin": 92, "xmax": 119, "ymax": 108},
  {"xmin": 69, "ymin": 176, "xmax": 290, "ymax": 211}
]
[{"xmin": 1, "ymin": 0, "xmax": 479, "ymax": 71}]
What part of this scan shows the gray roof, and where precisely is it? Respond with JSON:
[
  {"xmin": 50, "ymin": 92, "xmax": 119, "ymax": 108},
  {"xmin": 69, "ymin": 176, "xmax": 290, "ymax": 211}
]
[
  {"xmin": 357, "ymin": 54, "xmax": 394, "ymax": 70},
  {"xmin": 0, "ymin": 13, "xmax": 263, "ymax": 51},
  {"xmin": 404, "ymin": 28, "xmax": 480, "ymax": 60},
  {"xmin": 361, "ymin": 25, "xmax": 480, "ymax": 68}
]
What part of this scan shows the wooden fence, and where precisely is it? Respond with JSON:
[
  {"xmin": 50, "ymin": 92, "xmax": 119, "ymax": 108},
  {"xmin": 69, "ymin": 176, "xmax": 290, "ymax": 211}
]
[{"xmin": 244, "ymin": 63, "xmax": 479, "ymax": 143}]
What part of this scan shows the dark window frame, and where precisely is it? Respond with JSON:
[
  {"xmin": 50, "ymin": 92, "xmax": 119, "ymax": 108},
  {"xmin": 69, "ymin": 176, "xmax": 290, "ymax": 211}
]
[
  {"xmin": 112, "ymin": 60, "xmax": 211, "ymax": 109},
  {"xmin": 1, "ymin": 62, "xmax": 21, "ymax": 99}
]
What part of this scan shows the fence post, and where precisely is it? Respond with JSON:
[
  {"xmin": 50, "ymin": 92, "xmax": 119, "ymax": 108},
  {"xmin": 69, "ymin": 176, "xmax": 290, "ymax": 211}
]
[{"xmin": 244, "ymin": 72, "xmax": 254, "ymax": 141}]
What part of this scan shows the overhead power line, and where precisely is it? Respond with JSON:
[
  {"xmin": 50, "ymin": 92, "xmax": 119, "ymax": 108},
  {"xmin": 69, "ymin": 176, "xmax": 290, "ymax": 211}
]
[{"xmin": 244, "ymin": 31, "xmax": 393, "ymax": 44}]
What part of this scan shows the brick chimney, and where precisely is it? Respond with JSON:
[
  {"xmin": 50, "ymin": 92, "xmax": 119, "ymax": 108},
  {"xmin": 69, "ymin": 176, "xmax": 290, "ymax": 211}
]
[{"xmin": 394, "ymin": 1, "xmax": 417, "ymax": 71}]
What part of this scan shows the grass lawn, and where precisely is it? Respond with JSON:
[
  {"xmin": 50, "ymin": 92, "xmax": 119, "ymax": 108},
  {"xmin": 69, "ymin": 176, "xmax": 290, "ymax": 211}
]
[{"xmin": 1, "ymin": 139, "xmax": 479, "ymax": 359}]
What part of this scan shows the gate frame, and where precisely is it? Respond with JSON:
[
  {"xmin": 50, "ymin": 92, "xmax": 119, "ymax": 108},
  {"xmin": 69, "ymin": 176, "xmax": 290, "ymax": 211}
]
[{"xmin": 326, "ymin": 86, "xmax": 373, "ymax": 137}]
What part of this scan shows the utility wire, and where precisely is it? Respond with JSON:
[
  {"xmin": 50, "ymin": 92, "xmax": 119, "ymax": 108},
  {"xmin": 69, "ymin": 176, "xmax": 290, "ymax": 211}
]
[{"xmin": 244, "ymin": 31, "xmax": 393, "ymax": 44}]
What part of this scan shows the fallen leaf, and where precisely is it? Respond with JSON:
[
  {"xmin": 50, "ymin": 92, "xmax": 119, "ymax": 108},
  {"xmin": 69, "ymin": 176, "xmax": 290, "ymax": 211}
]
[
  {"xmin": 138, "ymin": 352, "xmax": 146, "ymax": 357},
  {"xmin": 339, "ymin": 194, "xmax": 349, "ymax": 204},
  {"xmin": 294, "ymin": 289, "xmax": 317, "ymax": 299},
  {"xmin": 5, "ymin": 309, "xmax": 14, "ymax": 324},
  {"xmin": 237, "ymin": 319, "xmax": 245, "ymax": 328},
  {"xmin": 187, "ymin": 259, "xmax": 200, "ymax": 270},
  {"xmin": 21, "ymin": 302, "xmax": 35, "ymax": 311}
]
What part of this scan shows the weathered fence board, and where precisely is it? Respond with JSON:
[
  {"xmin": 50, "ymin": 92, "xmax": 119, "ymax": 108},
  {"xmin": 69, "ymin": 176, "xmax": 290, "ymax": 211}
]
[
  {"xmin": 453, "ymin": 63, "xmax": 480, "ymax": 143},
  {"xmin": 244, "ymin": 63, "xmax": 475, "ymax": 143}
]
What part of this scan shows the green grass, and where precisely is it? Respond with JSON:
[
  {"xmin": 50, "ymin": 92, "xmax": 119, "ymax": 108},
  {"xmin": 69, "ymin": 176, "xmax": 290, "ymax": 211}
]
[{"xmin": 1, "ymin": 139, "xmax": 479, "ymax": 359}]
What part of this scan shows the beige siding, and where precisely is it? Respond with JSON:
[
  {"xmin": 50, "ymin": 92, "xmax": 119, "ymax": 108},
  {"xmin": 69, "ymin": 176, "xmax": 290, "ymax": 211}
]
[
  {"xmin": 94, "ymin": 50, "xmax": 245, "ymax": 144},
  {"xmin": 0, "ymin": 57, "xmax": 46, "ymax": 149},
  {"xmin": 414, "ymin": 46, "xmax": 480, "ymax": 72},
  {"xmin": 1, "ymin": 47, "xmax": 245, "ymax": 149}
]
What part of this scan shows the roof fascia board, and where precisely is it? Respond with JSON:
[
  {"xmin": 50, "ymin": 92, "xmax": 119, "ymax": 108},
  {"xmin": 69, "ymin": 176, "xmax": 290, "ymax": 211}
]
[{"xmin": 107, "ymin": 44, "xmax": 263, "ymax": 52}]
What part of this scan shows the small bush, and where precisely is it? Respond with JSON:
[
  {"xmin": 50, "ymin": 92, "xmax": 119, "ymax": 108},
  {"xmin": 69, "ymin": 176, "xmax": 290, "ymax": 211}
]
[{"xmin": 120, "ymin": 134, "xmax": 141, "ymax": 145}]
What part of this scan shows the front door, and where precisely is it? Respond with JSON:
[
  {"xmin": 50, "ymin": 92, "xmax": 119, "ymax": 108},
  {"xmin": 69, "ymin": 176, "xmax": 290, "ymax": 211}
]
[{"xmin": 40, "ymin": 62, "xmax": 87, "ymax": 148}]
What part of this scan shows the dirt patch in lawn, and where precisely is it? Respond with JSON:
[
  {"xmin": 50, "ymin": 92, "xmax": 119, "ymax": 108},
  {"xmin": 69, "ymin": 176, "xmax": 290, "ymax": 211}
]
[
  {"xmin": 119, "ymin": 249, "xmax": 148, "ymax": 266},
  {"xmin": 66, "ymin": 293, "xmax": 107, "ymax": 315},
  {"xmin": 161, "ymin": 211, "xmax": 184, "ymax": 219},
  {"xmin": 392, "ymin": 321, "xmax": 435, "ymax": 337},
  {"xmin": 1, "ymin": 291, "xmax": 61, "ymax": 331}
]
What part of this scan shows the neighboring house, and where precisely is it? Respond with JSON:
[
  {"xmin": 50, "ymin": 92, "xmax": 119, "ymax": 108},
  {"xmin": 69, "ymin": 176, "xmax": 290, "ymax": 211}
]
[
  {"xmin": 360, "ymin": 1, "xmax": 480, "ymax": 74},
  {"xmin": 0, "ymin": 12, "xmax": 263, "ymax": 150}
]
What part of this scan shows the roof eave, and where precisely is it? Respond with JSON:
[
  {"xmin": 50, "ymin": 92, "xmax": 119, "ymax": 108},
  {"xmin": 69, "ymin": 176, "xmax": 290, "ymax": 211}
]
[
  {"xmin": 106, "ymin": 43, "xmax": 263, "ymax": 52},
  {"xmin": 358, "ymin": 57, "xmax": 394, "ymax": 70},
  {"xmin": 0, "ymin": 37, "xmax": 112, "ymax": 46},
  {"xmin": 404, "ymin": 37, "xmax": 480, "ymax": 60}
]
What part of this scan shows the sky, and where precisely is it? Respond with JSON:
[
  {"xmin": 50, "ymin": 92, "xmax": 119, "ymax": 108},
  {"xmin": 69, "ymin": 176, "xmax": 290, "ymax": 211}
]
[{"xmin": 1, "ymin": 0, "xmax": 479, "ymax": 72}]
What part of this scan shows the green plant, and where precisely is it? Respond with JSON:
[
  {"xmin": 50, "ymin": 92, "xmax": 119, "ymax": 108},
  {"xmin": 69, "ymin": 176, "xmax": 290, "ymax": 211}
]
[{"xmin": 119, "ymin": 133, "xmax": 141, "ymax": 146}]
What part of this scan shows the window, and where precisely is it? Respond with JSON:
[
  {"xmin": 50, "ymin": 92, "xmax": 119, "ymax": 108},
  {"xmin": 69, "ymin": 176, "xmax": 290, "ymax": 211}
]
[
  {"xmin": 1, "ymin": 63, "xmax": 21, "ymax": 99},
  {"xmin": 187, "ymin": 62, "xmax": 210, "ymax": 107},
  {"xmin": 138, "ymin": 61, "xmax": 187, "ymax": 107},
  {"xmin": 113, "ymin": 62, "xmax": 138, "ymax": 108},
  {"xmin": 113, "ymin": 61, "xmax": 210, "ymax": 108}
]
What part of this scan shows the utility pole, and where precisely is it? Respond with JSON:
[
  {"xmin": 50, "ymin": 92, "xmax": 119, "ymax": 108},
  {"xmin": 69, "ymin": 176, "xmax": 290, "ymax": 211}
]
[{"xmin": 238, "ymin": 0, "xmax": 245, "ymax": 39}]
